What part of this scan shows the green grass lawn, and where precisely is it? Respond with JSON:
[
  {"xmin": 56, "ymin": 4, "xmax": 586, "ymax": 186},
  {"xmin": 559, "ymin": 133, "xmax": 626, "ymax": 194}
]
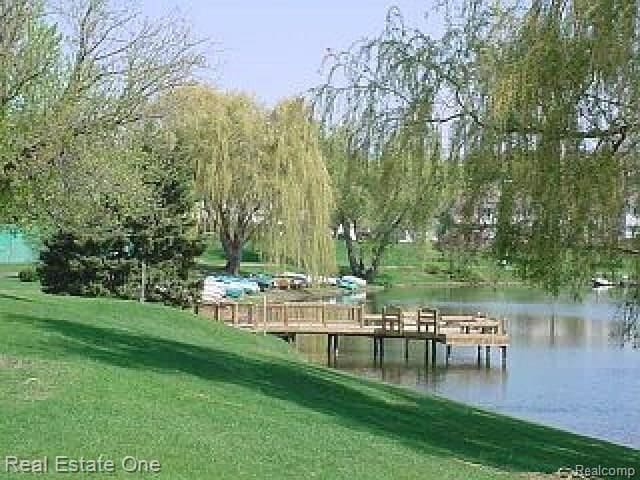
[
  {"xmin": 1, "ymin": 278, "xmax": 638, "ymax": 479},
  {"xmin": 199, "ymin": 238, "xmax": 519, "ymax": 286},
  {"xmin": 198, "ymin": 240, "xmax": 272, "ymax": 276}
]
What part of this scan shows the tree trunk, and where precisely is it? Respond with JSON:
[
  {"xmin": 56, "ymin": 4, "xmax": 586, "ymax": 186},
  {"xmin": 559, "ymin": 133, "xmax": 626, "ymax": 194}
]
[
  {"xmin": 224, "ymin": 249, "xmax": 241, "ymax": 275},
  {"xmin": 342, "ymin": 218, "xmax": 365, "ymax": 277},
  {"xmin": 364, "ymin": 235, "xmax": 390, "ymax": 282},
  {"xmin": 140, "ymin": 259, "xmax": 146, "ymax": 302},
  {"xmin": 220, "ymin": 232, "xmax": 244, "ymax": 275},
  {"xmin": 343, "ymin": 228, "xmax": 385, "ymax": 282},
  {"xmin": 342, "ymin": 215, "xmax": 401, "ymax": 282}
]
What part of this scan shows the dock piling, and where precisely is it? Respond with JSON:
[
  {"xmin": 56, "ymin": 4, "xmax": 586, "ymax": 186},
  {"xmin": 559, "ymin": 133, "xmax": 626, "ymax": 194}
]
[
  {"xmin": 327, "ymin": 334, "xmax": 331, "ymax": 362},
  {"xmin": 431, "ymin": 339, "xmax": 437, "ymax": 366},
  {"xmin": 327, "ymin": 334, "xmax": 339, "ymax": 365},
  {"xmin": 424, "ymin": 339, "xmax": 429, "ymax": 365}
]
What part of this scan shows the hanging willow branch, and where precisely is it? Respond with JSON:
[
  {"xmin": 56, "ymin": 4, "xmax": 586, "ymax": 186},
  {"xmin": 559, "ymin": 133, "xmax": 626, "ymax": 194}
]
[
  {"xmin": 311, "ymin": 7, "xmax": 457, "ymax": 281},
  {"xmin": 449, "ymin": 0, "xmax": 640, "ymax": 295},
  {"xmin": 312, "ymin": 0, "xmax": 640, "ymax": 296},
  {"xmin": 312, "ymin": 7, "xmax": 455, "ymax": 155},
  {"xmin": 259, "ymin": 98, "xmax": 335, "ymax": 275}
]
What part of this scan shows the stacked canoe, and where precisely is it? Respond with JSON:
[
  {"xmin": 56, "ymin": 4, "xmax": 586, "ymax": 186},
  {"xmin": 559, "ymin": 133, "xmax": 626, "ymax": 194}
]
[{"xmin": 202, "ymin": 275, "xmax": 260, "ymax": 302}]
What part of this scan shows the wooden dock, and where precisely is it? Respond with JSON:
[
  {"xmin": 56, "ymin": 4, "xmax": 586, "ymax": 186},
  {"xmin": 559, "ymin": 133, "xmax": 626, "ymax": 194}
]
[{"xmin": 197, "ymin": 301, "xmax": 510, "ymax": 367}]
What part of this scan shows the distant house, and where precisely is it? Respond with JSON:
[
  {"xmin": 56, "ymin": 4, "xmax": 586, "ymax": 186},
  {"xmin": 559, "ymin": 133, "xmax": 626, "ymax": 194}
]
[
  {"xmin": 621, "ymin": 198, "xmax": 640, "ymax": 239},
  {"xmin": 440, "ymin": 192, "xmax": 501, "ymax": 246},
  {"xmin": 0, "ymin": 227, "xmax": 36, "ymax": 263},
  {"xmin": 335, "ymin": 223, "xmax": 370, "ymax": 241},
  {"xmin": 443, "ymin": 190, "xmax": 640, "ymax": 245}
]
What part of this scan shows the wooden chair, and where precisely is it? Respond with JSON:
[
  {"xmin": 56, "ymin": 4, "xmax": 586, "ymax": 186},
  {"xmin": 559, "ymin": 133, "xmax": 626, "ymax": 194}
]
[
  {"xmin": 417, "ymin": 308, "xmax": 438, "ymax": 334},
  {"xmin": 381, "ymin": 306, "xmax": 403, "ymax": 333}
]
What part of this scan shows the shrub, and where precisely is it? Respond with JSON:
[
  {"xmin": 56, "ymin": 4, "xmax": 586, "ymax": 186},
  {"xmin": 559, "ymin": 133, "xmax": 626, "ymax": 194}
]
[{"xmin": 18, "ymin": 267, "xmax": 38, "ymax": 282}]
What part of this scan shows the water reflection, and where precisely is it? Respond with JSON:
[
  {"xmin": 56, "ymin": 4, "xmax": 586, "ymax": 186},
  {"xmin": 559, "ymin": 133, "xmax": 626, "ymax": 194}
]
[{"xmin": 296, "ymin": 286, "xmax": 640, "ymax": 448}]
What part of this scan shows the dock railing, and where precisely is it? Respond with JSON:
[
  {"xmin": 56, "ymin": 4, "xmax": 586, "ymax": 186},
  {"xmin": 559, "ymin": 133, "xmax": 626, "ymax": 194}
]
[
  {"xmin": 197, "ymin": 301, "xmax": 508, "ymax": 347},
  {"xmin": 199, "ymin": 301, "xmax": 366, "ymax": 329}
]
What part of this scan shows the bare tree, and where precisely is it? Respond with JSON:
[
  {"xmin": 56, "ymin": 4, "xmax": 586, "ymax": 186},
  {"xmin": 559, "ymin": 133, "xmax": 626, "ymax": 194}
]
[{"xmin": 1, "ymin": 0, "xmax": 206, "ymax": 226}]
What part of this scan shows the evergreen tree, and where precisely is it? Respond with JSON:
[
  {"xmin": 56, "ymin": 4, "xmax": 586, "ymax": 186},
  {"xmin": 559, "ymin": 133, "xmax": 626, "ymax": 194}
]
[{"xmin": 38, "ymin": 133, "xmax": 204, "ymax": 307}]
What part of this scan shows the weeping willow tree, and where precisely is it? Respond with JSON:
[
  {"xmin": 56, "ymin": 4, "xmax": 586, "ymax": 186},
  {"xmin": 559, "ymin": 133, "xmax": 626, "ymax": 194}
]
[
  {"xmin": 321, "ymin": 127, "xmax": 448, "ymax": 281},
  {"xmin": 259, "ymin": 99, "xmax": 336, "ymax": 274},
  {"xmin": 443, "ymin": 0, "xmax": 640, "ymax": 295},
  {"xmin": 313, "ymin": 8, "xmax": 455, "ymax": 281},
  {"xmin": 168, "ymin": 85, "xmax": 335, "ymax": 275},
  {"xmin": 314, "ymin": 2, "xmax": 640, "ymax": 296}
]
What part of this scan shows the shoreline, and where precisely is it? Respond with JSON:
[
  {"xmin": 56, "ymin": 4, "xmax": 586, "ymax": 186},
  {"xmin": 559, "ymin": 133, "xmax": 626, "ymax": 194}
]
[
  {"xmin": 300, "ymin": 352, "xmax": 639, "ymax": 451},
  {"xmin": 249, "ymin": 281, "xmax": 526, "ymax": 303},
  {"xmin": 377, "ymin": 280, "xmax": 525, "ymax": 288}
]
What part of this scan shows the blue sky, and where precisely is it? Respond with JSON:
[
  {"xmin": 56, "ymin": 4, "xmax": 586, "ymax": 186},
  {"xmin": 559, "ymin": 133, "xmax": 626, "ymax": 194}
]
[{"xmin": 139, "ymin": 1, "xmax": 440, "ymax": 105}]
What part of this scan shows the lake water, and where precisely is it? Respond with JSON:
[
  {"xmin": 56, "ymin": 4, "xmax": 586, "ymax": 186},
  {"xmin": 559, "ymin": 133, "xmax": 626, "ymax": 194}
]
[{"xmin": 295, "ymin": 286, "xmax": 640, "ymax": 448}]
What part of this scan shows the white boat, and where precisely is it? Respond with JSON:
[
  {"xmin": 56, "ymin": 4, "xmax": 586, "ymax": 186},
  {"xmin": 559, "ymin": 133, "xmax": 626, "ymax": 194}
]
[
  {"xmin": 201, "ymin": 285, "xmax": 225, "ymax": 302},
  {"xmin": 312, "ymin": 276, "xmax": 338, "ymax": 286},
  {"xmin": 279, "ymin": 272, "xmax": 310, "ymax": 288},
  {"xmin": 341, "ymin": 275, "xmax": 367, "ymax": 287},
  {"xmin": 592, "ymin": 277, "xmax": 616, "ymax": 288}
]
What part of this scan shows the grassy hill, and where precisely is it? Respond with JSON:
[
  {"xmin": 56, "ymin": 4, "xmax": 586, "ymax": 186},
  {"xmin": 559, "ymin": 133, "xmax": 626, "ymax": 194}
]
[{"xmin": 1, "ymin": 277, "xmax": 638, "ymax": 479}]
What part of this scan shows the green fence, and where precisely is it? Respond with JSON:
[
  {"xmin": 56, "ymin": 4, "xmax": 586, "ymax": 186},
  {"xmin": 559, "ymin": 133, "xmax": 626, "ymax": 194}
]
[{"xmin": 0, "ymin": 228, "xmax": 36, "ymax": 264}]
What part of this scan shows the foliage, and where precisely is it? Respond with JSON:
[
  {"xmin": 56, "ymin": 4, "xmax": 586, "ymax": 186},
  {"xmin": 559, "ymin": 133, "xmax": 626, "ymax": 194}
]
[
  {"xmin": 444, "ymin": 0, "xmax": 640, "ymax": 295},
  {"xmin": 38, "ymin": 231, "xmax": 131, "ymax": 296},
  {"xmin": 17, "ymin": 267, "xmax": 38, "ymax": 282},
  {"xmin": 0, "ymin": 0, "xmax": 204, "ymax": 230},
  {"xmin": 611, "ymin": 290, "xmax": 640, "ymax": 347},
  {"xmin": 168, "ymin": 86, "xmax": 335, "ymax": 275},
  {"xmin": 314, "ymin": 10, "xmax": 456, "ymax": 281},
  {"xmin": 38, "ymin": 129, "xmax": 204, "ymax": 307},
  {"xmin": 325, "ymin": 131, "xmax": 449, "ymax": 281},
  {"xmin": 314, "ymin": 2, "xmax": 640, "ymax": 298},
  {"xmin": 15, "ymin": 134, "xmax": 155, "ymax": 234}
]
